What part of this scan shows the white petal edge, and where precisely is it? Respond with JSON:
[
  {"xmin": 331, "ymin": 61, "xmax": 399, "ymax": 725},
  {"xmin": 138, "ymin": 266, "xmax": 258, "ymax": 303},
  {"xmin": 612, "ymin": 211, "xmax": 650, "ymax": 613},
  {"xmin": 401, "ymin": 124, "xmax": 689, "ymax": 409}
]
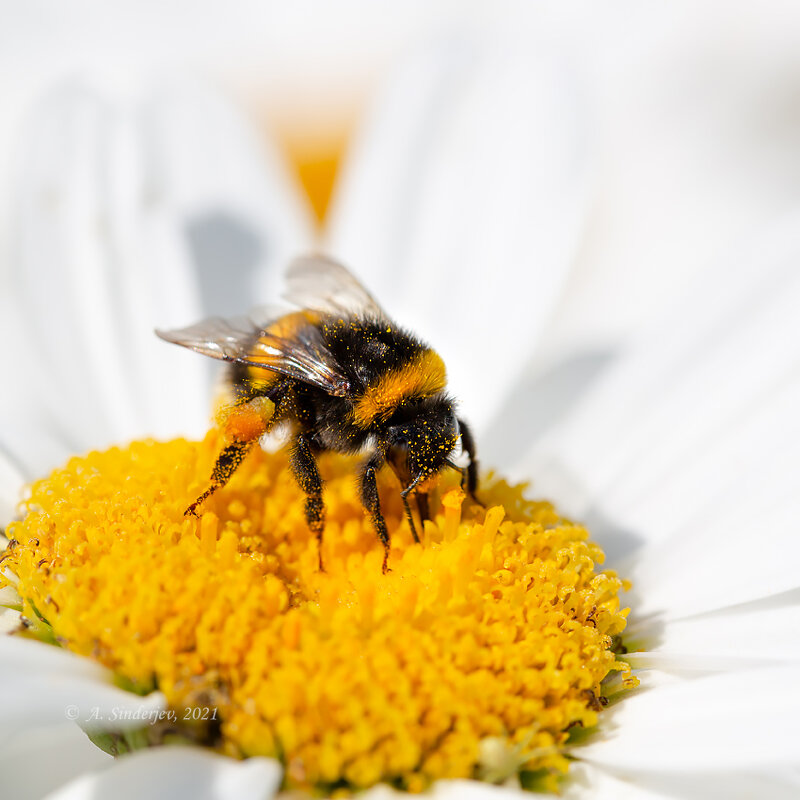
[
  {"xmin": 624, "ymin": 590, "xmax": 800, "ymax": 672},
  {"xmin": 0, "ymin": 634, "xmax": 108, "ymax": 680},
  {"xmin": 359, "ymin": 779, "xmax": 530, "ymax": 800},
  {"xmin": 0, "ymin": 443, "xmax": 24, "ymax": 525},
  {"xmin": 575, "ymin": 666, "xmax": 800, "ymax": 772},
  {"xmin": 43, "ymin": 746, "xmax": 282, "ymax": 800}
]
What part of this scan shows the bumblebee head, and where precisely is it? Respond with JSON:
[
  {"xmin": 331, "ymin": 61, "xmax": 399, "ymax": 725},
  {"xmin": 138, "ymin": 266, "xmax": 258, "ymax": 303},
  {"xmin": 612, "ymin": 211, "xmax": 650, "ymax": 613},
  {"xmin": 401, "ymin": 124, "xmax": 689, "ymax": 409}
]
[{"xmin": 386, "ymin": 396, "xmax": 459, "ymax": 489}]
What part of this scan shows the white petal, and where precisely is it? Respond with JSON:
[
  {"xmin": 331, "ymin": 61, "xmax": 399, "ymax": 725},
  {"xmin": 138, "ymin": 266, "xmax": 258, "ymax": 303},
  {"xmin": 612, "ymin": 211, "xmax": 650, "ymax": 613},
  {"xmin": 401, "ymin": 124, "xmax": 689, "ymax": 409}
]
[
  {"xmin": 0, "ymin": 607, "xmax": 21, "ymax": 635},
  {"xmin": 625, "ymin": 592, "xmax": 800, "ymax": 672},
  {"xmin": 567, "ymin": 759, "xmax": 800, "ymax": 800},
  {"xmin": 0, "ymin": 635, "xmax": 108, "ymax": 680},
  {"xmin": 6, "ymin": 82, "xmax": 199, "ymax": 459},
  {"xmin": 577, "ymin": 667, "xmax": 800, "ymax": 772},
  {"xmin": 328, "ymin": 40, "xmax": 590, "ymax": 431},
  {"xmin": 563, "ymin": 762, "xmax": 674, "ymax": 800},
  {"xmin": 531, "ymin": 2, "xmax": 800, "ymax": 363},
  {"xmin": 2, "ymin": 77, "xmax": 313, "ymax": 479},
  {"xmin": 1, "ymin": 674, "xmax": 165, "ymax": 738},
  {"xmin": 358, "ymin": 781, "xmax": 529, "ymax": 800},
  {"xmin": 142, "ymin": 77, "xmax": 315, "ymax": 311},
  {"xmin": 430, "ymin": 779, "xmax": 527, "ymax": 799},
  {"xmin": 44, "ymin": 746, "xmax": 281, "ymax": 800},
  {"xmin": 0, "ymin": 444, "xmax": 24, "ymax": 524},
  {"xmin": 520, "ymin": 212, "xmax": 800, "ymax": 616}
]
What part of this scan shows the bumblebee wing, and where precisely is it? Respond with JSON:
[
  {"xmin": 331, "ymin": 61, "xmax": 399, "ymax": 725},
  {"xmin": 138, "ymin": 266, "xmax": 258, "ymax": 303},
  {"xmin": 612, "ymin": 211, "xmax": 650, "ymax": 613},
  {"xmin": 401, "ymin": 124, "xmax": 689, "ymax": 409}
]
[
  {"xmin": 284, "ymin": 254, "xmax": 388, "ymax": 319},
  {"xmin": 156, "ymin": 316, "xmax": 257, "ymax": 361},
  {"xmin": 156, "ymin": 316, "xmax": 351, "ymax": 397}
]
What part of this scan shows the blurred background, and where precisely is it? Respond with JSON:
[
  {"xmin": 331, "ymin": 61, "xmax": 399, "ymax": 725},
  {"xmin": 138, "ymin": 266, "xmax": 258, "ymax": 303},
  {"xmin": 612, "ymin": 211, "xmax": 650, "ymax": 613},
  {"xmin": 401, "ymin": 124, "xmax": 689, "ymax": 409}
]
[
  {"xmin": 6, "ymin": 1, "xmax": 506, "ymax": 235},
  {"xmin": 2, "ymin": 0, "xmax": 800, "ymax": 476},
  {"xmin": 3, "ymin": 1, "xmax": 800, "ymax": 239},
  {"xmin": 4, "ymin": 2, "xmax": 498, "ymax": 219}
]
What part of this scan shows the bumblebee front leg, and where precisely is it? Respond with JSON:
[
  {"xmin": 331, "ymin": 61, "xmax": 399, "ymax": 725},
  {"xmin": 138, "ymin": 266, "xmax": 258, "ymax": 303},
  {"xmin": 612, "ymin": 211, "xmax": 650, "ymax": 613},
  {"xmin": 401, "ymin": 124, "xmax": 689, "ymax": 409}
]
[
  {"xmin": 360, "ymin": 452, "xmax": 391, "ymax": 573},
  {"xmin": 289, "ymin": 432, "xmax": 326, "ymax": 571}
]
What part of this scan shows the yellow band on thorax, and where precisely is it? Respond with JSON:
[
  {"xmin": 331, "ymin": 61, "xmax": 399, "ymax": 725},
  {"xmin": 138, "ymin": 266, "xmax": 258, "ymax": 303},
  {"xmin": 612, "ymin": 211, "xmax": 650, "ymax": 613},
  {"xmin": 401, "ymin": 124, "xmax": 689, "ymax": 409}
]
[{"xmin": 352, "ymin": 350, "xmax": 447, "ymax": 428}]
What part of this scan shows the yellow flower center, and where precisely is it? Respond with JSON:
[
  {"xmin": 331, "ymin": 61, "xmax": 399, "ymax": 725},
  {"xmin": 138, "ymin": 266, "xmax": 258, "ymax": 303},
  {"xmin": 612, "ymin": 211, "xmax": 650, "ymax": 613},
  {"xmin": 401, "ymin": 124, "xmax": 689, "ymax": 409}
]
[{"xmin": 1, "ymin": 434, "xmax": 635, "ymax": 793}]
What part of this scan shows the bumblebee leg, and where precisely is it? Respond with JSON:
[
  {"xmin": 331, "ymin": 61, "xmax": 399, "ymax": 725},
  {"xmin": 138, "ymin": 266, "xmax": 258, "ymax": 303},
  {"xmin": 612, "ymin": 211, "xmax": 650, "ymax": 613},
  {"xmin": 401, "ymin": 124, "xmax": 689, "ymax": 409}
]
[
  {"xmin": 186, "ymin": 439, "xmax": 255, "ymax": 516},
  {"xmin": 415, "ymin": 491, "xmax": 430, "ymax": 526},
  {"xmin": 289, "ymin": 432, "xmax": 326, "ymax": 571},
  {"xmin": 360, "ymin": 452, "xmax": 391, "ymax": 573},
  {"xmin": 457, "ymin": 417, "xmax": 481, "ymax": 503},
  {"xmin": 186, "ymin": 395, "xmax": 277, "ymax": 516},
  {"xmin": 400, "ymin": 489, "xmax": 421, "ymax": 544}
]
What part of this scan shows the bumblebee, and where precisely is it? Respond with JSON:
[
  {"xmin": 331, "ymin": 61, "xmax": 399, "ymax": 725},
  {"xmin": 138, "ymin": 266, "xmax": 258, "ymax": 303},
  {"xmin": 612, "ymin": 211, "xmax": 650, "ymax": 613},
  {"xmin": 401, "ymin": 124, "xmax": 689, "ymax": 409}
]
[{"xmin": 156, "ymin": 255, "xmax": 477, "ymax": 572}]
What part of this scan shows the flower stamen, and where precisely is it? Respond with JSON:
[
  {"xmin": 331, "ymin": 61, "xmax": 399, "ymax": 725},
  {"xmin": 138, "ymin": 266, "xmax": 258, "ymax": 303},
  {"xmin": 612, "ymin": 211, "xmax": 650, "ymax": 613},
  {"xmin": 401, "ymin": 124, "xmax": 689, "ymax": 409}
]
[{"xmin": 1, "ymin": 433, "xmax": 636, "ymax": 792}]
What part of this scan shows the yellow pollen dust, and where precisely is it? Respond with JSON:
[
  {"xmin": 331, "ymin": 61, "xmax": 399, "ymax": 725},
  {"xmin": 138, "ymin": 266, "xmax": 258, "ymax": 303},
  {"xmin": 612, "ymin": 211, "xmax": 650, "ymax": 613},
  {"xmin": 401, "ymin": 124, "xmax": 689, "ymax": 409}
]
[{"xmin": 2, "ymin": 434, "xmax": 635, "ymax": 793}]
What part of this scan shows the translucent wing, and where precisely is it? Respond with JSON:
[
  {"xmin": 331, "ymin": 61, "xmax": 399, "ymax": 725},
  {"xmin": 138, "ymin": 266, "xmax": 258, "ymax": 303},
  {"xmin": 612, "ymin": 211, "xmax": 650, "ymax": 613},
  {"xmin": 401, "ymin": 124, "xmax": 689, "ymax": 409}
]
[
  {"xmin": 284, "ymin": 254, "xmax": 388, "ymax": 319},
  {"xmin": 156, "ymin": 315, "xmax": 351, "ymax": 397}
]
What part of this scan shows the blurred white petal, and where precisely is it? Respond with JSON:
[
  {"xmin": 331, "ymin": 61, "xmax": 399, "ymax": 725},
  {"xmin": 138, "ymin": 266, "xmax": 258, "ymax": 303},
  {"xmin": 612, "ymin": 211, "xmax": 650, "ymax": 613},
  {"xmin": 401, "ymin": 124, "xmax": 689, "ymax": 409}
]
[
  {"xmin": 0, "ymin": 445, "xmax": 24, "ymax": 525},
  {"xmin": 522, "ymin": 211, "xmax": 800, "ymax": 593},
  {"xmin": 44, "ymin": 747, "xmax": 281, "ymax": 800},
  {"xmin": 564, "ymin": 762, "xmax": 677, "ymax": 800},
  {"xmin": 0, "ymin": 722, "xmax": 111, "ymax": 800},
  {"xmin": 430, "ymin": 780, "xmax": 527, "ymax": 798},
  {"xmin": 360, "ymin": 779, "xmax": 533, "ymax": 800},
  {"xmin": 567, "ymin": 759, "xmax": 800, "ymax": 800},
  {"xmin": 143, "ymin": 78, "xmax": 315, "ymax": 311},
  {"xmin": 0, "ymin": 639, "xmax": 167, "ymax": 796},
  {"xmin": 534, "ymin": 2, "xmax": 800, "ymax": 359},
  {"xmin": 0, "ymin": 638, "xmax": 165, "ymax": 744},
  {"xmin": 328, "ymin": 40, "xmax": 590, "ymax": 430},
  {"xmin": 0, "ymin": 635, "xmax": 108, "ymax": 681},
  {"xmin": 1, "ymin": 77, "xmax": 314, "ymax": 479}
]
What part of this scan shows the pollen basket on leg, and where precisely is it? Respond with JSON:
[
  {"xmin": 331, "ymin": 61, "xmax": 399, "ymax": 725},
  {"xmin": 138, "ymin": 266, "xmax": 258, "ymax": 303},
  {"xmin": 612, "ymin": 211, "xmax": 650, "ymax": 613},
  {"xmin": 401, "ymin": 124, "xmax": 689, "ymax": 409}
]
[
  {"xmin": 215, "ymin": 396, "xmax": 275, "ymax": 442},
  {"xmin": 0, "ymin": 435, "xmax": 635, "ymax": 793}
]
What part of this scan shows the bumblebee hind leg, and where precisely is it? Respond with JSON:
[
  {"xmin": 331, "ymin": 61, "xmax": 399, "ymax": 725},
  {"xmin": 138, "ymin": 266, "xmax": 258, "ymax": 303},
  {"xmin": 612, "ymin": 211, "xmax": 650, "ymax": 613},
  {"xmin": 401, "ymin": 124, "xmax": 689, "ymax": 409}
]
[
  {"xmin": 289, "ymin": 432, "xmax": 326, "ymax": 571},
  {"xmin": 414, "ymin": 492, "xmax": 429, "ymax": 532}
]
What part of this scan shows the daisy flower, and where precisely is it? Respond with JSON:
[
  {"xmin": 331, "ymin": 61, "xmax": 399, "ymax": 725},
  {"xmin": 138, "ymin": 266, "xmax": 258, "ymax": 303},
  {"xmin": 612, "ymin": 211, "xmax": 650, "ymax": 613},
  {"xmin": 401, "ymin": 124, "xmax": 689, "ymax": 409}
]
[{"xmin": 3, "ymin": 20, "xmax": 800, "ymax": 800}]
